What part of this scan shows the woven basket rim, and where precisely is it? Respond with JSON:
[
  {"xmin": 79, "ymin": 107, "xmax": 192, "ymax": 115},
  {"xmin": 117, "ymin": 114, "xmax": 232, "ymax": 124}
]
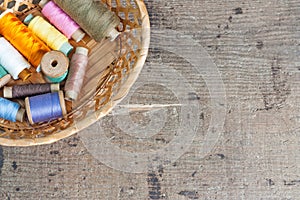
[{"xmin": 0, "ymin": 0, "xmax": 150, "ymax": 146}]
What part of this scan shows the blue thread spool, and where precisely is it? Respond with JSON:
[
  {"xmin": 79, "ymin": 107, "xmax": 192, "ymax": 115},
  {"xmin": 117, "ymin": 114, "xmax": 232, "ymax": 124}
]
[
  {"xmin": 40, "ymin": 51, "xmax": 69, "ymax": 83},
  {"xmin": 0, "ymin": 97, "xmax": 25, "ymax": 122},
  {"xmin": 25, "ymin": 91, "xmax": 67, "ymax": 124}
]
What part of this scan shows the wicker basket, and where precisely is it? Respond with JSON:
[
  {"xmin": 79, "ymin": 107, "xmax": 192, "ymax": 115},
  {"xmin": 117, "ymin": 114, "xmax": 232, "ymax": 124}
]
[{"xmin": 0, "ymin": 0, "xmax": 150, "ymax": 146}]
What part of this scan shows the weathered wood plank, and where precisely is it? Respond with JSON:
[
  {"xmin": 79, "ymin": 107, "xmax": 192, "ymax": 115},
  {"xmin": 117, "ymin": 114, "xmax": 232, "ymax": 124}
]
[{"xmin": 0, "ymin": 0, "xmax": 299, "ymax": 199}]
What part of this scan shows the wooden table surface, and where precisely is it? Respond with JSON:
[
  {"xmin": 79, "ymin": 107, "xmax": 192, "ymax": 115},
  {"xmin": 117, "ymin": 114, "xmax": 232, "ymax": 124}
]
[{"xmin": 1, "ymin": 0, "xmax": 300, "ymax": 199}]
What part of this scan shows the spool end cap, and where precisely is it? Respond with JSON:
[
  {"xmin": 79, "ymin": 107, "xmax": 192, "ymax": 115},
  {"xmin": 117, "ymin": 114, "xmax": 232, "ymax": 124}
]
[
  {"xmin": 3, "ymin": 86, "xmax": 12, "ymax": 98},
  {"xmin": 65, "ymin": 90, "xmax": 78, "ymax": 102},
  {"xmin": 51, "ymin": 83, "xmax": 60, "ymax": 92},
  {"xmin": 23, "ymin": 14, "xmax": 34, "ymax": 25},
  {"xmin": 108, "ymin": 29, "xmax": 120, "ymax": 41},
  {"xmin": 18, "ymin": 68, "xmax": 32, "ymax": 81},
  {"xmin": 75, "ymin": 47, "xmax": 89, "ymax": 56},
  {"xmin": 72, "ymin": 29, "xmax": 85, "ymax": 43},
  {"xmin": 39, "ymin": 0, "xmax": 49, "ymax": 8},
  {"xmin": 0, "ymin": 74, "xmax": 11, "ymax": 89},
  {"xmin": 59, "ymin": 42, "xmax": 73, "ymax": 56},
  {"xmin": 16, "ymin": 108, "xmax": 25, "ymax": 122}
]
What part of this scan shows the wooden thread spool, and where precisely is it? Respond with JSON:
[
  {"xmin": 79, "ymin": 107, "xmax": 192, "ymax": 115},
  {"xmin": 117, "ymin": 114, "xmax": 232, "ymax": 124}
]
[
  {"xmin": 39, "ymin": 0, "xmax": 85, "ymax": 42},
  {"xmin": 40, "ymin": 51, "xmax": 69, "ymax": 83},
  {"xmin": 25, "ymin": 91, "xmax": 66, "ymax": 125},
  {"xmin": 3, "ymin": 83, "xmax": 60, "ymax": 98},
  {"xmin": 0, "ymin": 97, "xmax": 25, "ymax": 122}
]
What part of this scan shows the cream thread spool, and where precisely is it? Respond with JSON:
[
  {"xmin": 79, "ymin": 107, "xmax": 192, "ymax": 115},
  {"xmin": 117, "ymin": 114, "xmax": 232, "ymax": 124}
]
[{"xmin": 40, "ymin": 51, "xmax": 69, "ymax": 83}]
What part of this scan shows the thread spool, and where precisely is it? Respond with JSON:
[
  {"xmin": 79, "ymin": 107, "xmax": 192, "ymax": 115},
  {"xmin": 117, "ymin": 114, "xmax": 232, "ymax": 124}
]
[
  {"xmin": 0, "ymin": 37, "xmax": 31, "ymax": 80},
  {"xmin": 53, "ymin": 0, "xmax": 120, "ymax": 42},
  {"xmin": 0, "ymin": 10, "xmax": 51, "ymax": 69},
  {"xmin": 24, "ymin": 14, "xmax": 73, "ymax": 56},
  {"xmin": 39, "ymin": 0, "xmax": 85, "ymax": 42},
  {"xmin": 0, "ymin": 64, "xmax": 11, "ymax": 88},
  {"xmin": 25, "ymin": 91, "xmax": 67, "ymax": 124},
  {"xmin": 4, "ymin": 83, "xmax": 60, "ymax": 99},
  {"xmin": 40, "ymin": 51, "xmax": 69, "ymax": 83},
  {"xmin": 0, "ymin": 97, "xmax": 25, "ymax": 122},
  {"xmin": 65, "ymin": 47, "xmax": 89, "ymax": 101}
]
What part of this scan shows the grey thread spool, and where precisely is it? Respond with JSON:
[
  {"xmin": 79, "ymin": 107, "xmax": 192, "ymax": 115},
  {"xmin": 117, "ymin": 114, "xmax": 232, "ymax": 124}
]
[{"xmin": 53, "ymin": 0, "xmax": 120, "ymax": 42}]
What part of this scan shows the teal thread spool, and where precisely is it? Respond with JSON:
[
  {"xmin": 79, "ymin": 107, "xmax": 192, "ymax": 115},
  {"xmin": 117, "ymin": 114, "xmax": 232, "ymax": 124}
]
[
  {"xmin": 40, "ymin": 51, "xmax": 69, "ymax": 83},
  {"xmin": 0, "ymin": 64, "xmax": 11, "ymax": 88}
]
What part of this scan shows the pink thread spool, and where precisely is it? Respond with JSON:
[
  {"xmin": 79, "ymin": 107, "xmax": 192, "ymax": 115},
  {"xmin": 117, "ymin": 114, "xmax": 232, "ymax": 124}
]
[
  {"xmin": 64, "ymin": 47, "xmax": 89, "ymax": 101},
  {"xmin": 39, "ymin": 0, "xmax": 85, "ymax": 42}
]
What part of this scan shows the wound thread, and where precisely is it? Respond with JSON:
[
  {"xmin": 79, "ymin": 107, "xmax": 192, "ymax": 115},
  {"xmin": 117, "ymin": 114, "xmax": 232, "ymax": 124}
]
[
  {"xmin": 0, "ymin": 97, "xmax": 25, "ymax": 122},
  {"xmin": 4, "ymin": 83, "xmax": 60, "ymax": 99},
  {"xmin": 25, "ymin": 14, "xmax": 73, "ymax": 55},
  {"xmin": 53, "ymin": 0, "xmax": 120, "ymax": 42},
  {"xmin": 65, "ymin": 47, "xmax": 89, "ymax": 101},
  {"xmin": 40, "ymin": 0, "xmax": 85, "ymax": 42},
  {"xmin": 25, "ymin": 91, "xmax": 66, "ymax": 124},
  {"xmin": 0, "ymin": 10, "xmax": 51, "ymax": 69},
  {"xmin": 0, "ymin": 37, "xmax": 31, "ymax": 80}
]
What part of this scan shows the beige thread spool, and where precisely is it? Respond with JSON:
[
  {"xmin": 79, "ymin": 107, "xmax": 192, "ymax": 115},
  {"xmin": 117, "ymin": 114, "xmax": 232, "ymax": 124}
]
[{"xmin": 40, "ymin": 51, "xmax": 69, "ymax": 83}]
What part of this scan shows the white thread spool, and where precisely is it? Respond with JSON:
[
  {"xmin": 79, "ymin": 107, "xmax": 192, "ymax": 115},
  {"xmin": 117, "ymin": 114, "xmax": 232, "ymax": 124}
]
[{"xmin": 0, "ymin": 37, "xmax": 31, "ymax": 80}]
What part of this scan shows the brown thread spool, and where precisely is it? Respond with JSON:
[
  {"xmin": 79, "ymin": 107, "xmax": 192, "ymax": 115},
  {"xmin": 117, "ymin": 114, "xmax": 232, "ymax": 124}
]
[{"xmin": 40, "ymin": 51, "xmax": 69, "ymax": 83}]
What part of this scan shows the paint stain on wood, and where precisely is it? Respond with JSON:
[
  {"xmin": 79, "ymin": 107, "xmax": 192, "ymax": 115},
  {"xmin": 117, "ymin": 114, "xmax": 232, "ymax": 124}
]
[
  {"xmin": 266, "ymin": 179, "xmax": 275, "ymax": 186},
  {"xmin": 0, "ymin": 147, "xmax": 3, "ymax": 175},
  {"xmin": 256, "ymin": 41, "xmax": 264, "ymax": 49},
  {"xmin": 178, "ymin": 191, "xmax": 199, "ymax": 199},
  {"xmin": 147, "ymin": 172, "xmax": 162, "ymax": 199},
  {"xmin": 12, "ymin": 161, "xmax": 17, "ymax": 170},
  {"xmin": 234, "ymin": 7, "xmax": 243, "ymax": 15},
  {"xmin": 259, "ymin": 58, "xmax": 291, "ymax": 111},
  {"xmin": 284, "ymin": 180, "xmax": 300, "ymax": 186}
]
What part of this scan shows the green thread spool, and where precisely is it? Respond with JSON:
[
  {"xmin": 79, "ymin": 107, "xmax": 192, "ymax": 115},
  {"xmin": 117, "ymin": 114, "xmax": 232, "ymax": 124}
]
[
  {"xmin": 53, "ymin": 0, "xmax": 120, "ymax": 42},
  {"xmin": 0, "ymin": 64, "xmax": 8, "ymax": 78}
]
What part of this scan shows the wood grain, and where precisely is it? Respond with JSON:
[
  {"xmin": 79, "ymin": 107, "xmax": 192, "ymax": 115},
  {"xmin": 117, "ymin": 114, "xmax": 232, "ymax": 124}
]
[{"xmin": 0, "ymin": 0, "xmax": 300, "ymax": 199}]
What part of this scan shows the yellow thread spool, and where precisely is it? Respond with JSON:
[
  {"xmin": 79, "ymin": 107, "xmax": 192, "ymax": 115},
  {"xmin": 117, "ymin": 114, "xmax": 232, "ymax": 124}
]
[{"xmin": 24, "ymin": 14, "xmax": 73, "ymax": 56}]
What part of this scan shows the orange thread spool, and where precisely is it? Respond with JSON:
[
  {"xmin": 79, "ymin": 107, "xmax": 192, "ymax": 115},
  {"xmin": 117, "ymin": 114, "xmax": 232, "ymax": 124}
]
[{"xmin": 0, "ymin": 10, "xmax": 51, "ymax": 69}]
